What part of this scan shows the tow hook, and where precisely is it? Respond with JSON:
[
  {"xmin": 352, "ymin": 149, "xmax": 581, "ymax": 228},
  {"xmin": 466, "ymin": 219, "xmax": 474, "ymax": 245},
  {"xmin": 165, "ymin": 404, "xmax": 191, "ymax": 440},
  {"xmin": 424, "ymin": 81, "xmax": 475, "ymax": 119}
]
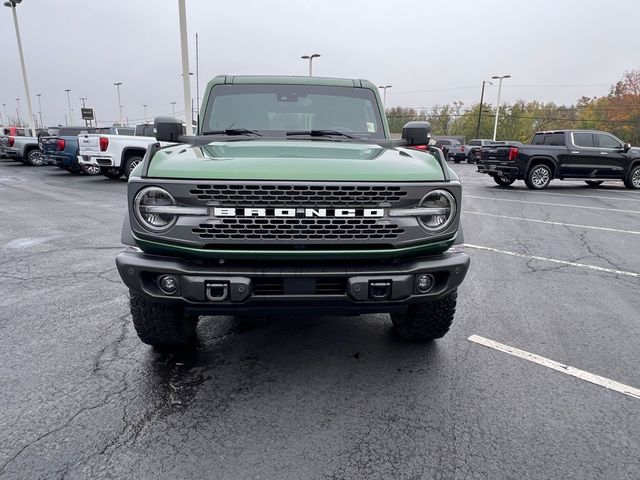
[
  {"xmin": 205, "ymin": 282, "xmax": 229, "ymax": 302},
  {"xmin": 369, "ymin": 281, "xmax": 392, "ymax": 300}
]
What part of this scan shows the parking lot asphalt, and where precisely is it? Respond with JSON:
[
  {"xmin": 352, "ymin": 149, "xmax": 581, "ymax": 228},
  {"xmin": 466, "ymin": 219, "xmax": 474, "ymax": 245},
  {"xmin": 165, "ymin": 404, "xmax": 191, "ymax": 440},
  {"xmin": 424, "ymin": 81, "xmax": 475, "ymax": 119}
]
[{"xmin": 1, "ymin": 159, "xmax": 639, "ymax": 480}]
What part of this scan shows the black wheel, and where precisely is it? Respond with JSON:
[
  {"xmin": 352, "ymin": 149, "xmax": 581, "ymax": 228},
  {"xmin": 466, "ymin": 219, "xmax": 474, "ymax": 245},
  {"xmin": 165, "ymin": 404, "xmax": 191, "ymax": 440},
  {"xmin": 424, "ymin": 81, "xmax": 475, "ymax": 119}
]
[
  {"xmin": 624, "ymin": 165, "xmax": 640, "ymax": 190},
  {"xmin": 27, "ymin": 149, "xmax": 44, "ymax": 166},
  {"xmin": 454, "ymin": 157, "xmax": 461, "ymax": 164},
  {"xmin": 390, "ymin": 291, "xmax": 457, "ymax": 341},
  {"xmin": 81, "ymin": 163, "xmax": 101, "ymax": 175},
  {"xmin": 585, "ymin": 180, "xmax": 603, "ymax": 187},
  {"xmin": 124, "ymin": 156, "xmax": 143, "ymax": 179},
  {"xmin": 101, "ymin": 167, "xmax": 123, "ymax": 180},
  {"xmin": 525, "ymin": 164, "xmax": 552, "ymax": 190},
  {"xmin": 130, "ymin": 291, "xmax": 199, "ymax": 347},
  {"xmin": 493, "ymin": 175, "xmax": 516, "ymax": 187}
]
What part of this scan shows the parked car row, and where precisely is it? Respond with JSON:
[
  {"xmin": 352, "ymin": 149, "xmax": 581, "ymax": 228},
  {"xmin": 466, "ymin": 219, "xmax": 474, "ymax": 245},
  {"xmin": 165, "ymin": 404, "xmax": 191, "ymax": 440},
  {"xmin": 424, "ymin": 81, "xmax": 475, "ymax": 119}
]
[
  {"xmin": 476, "ymin": 129, "xmax": 640, "ymax": 190},
  {"xmin": 0, "ymin": 124, "xmax": 160, "ymax": 180}
]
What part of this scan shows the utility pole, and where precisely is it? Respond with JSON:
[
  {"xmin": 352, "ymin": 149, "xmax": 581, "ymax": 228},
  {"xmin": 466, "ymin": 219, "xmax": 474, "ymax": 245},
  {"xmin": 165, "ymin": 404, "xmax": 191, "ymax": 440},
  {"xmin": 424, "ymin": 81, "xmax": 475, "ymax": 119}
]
[
  {"xmin": 491, "ymin": 75, "xmax": 511, "ymax": 141},
  {"xmin": 5, "ymin": 0, "xmax": 36, "ymax": 137},
  {"xmin": 113, "ymin": 82, "xmax": 123, "ymax": 126},
  {"xmin": 64, "ymin": 89, "xmax": 72, "ymax": 124},
  {"xmin": 142, "ymin": 104, "xmax": 148, "ymax": 123},
  {"xmin": 16, "ymin": 98, "xmax": 22, "ymax": 125},
  {"xmin": 171, "ymin": 101, "xmax": 177, "ymax": 117},
  {"xmin": 36, "ymin": 93, "xmax": 43, "ymax": 128},
  {"xmin": 476, "ymin": 80, "xmax": 493, "ymax": 138},
  {"xmin": 195, "ymin": 32, "xmax": 200, "ymax": 118},
  {"xmin": 177, "ymin": 0, "xmax": 193, "ymax": 133}
]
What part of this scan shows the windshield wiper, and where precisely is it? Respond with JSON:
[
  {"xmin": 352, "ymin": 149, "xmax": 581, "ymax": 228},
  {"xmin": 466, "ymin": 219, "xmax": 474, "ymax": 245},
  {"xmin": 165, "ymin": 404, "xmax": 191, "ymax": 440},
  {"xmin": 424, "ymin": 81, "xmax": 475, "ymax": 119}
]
[
  {"xmin": 286, "ymin": 129, "xmax": 356, "ymax": 139},
  {"xmin": 202, "ymin": 128, "xmax": 262, "ymax": 136}
]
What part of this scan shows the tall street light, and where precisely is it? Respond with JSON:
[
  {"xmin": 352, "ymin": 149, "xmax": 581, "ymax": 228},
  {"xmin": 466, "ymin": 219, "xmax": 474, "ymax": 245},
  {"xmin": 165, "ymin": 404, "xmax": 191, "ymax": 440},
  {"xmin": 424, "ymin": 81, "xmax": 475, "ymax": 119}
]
[
  {"xmin": 378, "ymin": 85, "xmax": 392, "ymax": 107},
  {"xmin": 2, "ymin": 104, "xmax": 7, "ymax": 122},
  {"xmin": 35, "ymin": 93, "xmax": 43, "ymax": 128},
  {"xmin": 16, "ymin": 98, "xmax": 21, "ymax": 125},
  {"xmin": 171, "ymin": 101, "xmax": 177, "ymax": 117},
  {"xmin": 301, "ymin": 54, "xmax": 321, "ymax": 77},
  {"xmin": 177, "ymin": 0, "xmax": 193, "ymax": 133},
  {"xmin": 5, "ymin": 0, "xmax": 36, "ymax": 137},
  {"xmin": 491, "ymin": 74, "xmax": 511, "ymax": 141},
  {"xmin": 142, "ymin": 104, "xmax": 148, "ymax": 123},
  {"xmin": 64, "ymin": 89, "xmax": 72, "ymax": 124},
  {"xmin": 475, "ymin": 80, "xmax": 493, "ymax": 138},
  {"xmin": 113, "ymin": 82, "xmax": 123, "ymax": 126}
]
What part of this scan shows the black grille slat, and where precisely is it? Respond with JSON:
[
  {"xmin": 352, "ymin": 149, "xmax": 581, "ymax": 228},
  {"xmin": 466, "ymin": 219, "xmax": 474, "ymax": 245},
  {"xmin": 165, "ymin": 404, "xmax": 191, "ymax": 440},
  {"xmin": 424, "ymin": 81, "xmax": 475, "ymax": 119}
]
[
  {"xmin": 189, "ymin": 184, "xmax": 408, "ymax": 207},
  {"xmin": 192, "ymin": 218, "xmax": 404, "ymax": 241}
]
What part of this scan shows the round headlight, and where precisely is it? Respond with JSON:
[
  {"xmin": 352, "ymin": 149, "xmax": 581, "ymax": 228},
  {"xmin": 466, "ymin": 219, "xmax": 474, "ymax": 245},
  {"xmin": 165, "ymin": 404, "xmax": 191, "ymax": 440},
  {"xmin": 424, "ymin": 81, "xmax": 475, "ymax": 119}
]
[
  {"xmin": 418, "ymin": 189, "xmax": 456, "ymax": 232},
  {"xmin": 134, "ymin": 186, "xmax": 177, "ymax": 231}
]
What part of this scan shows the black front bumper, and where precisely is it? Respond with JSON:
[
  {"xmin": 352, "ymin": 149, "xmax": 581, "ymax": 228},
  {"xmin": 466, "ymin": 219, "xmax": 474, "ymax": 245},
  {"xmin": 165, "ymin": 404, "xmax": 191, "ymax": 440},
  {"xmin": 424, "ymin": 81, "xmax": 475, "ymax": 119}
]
[
  {"xmin": 477, "ymin": 162, "xmax": 521, "ymax": 178},
  {"xmin": 116, "ymin": 248, "xmax": 470, "ymax": 315}
]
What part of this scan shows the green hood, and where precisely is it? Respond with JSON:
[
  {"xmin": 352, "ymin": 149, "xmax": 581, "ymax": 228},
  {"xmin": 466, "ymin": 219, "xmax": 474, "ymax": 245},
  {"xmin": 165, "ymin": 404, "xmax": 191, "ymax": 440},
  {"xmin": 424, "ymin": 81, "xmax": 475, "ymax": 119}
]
[{"xmin": 146, "ymin": 140, "xmax": 445, "ymax": 182}]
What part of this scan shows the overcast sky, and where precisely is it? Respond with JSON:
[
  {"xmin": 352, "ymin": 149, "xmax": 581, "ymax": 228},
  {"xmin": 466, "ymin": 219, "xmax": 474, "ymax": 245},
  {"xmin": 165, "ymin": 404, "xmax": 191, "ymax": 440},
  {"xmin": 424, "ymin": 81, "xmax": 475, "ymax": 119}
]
[{"xmin": 1, "ymin": 0, "xmax": 639, "ymax": 127}]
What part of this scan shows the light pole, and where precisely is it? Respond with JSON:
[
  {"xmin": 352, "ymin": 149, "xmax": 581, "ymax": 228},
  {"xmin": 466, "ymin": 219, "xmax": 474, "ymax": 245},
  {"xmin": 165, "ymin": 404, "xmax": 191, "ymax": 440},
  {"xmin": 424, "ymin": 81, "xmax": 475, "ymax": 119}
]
[
  {"xmin": 378, "ymin": 85, "xmax": 392, "ymax": 107},
  {"xmin": 16, "ymin": 98, "xmax": 21, "ymax": 125},
  {"xmin": 64, "ymin": 89, "xmax": 72, "ymax": 124},
  {"xmin": 491, "ymin": 74, "xmax": 511, "ymax": 141},
  {"xmin": 476, "ymin": 80, "xmax": 493, "ymax": 138},
  {"xmin": 36, "ymin": 93, "xmax": 43, "ymax": 128},
  {"xmin": 177, "ymin": 0, "xmax": 193, "ymax": 133},
  {"xmin": 2, "ymin": 104, "xmax": 7, "ymax": 123},
  {"xmin": 5, "ymin": 0, "xmax": 36, "ymax": 137},
  {"xmin": 142, "ymin": 104, "xmax": 148, "ymax": 123},
  {"xmin": 301, "ymin": 53, "xmax": 321, "ymax": 77},
  {"xmin": 171, "ymin": 101, "xmax": 176, "ymax": 117},
  {"xmin": 113, "ymin": 82, "xmax": 123, "ymax": 126}
]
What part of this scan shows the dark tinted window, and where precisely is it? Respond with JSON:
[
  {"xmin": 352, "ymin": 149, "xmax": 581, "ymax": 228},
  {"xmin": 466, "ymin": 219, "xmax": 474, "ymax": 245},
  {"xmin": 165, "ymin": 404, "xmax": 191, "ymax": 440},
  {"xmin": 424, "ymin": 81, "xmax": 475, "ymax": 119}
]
[
  {"xmin": 546, "ymin": 133, "xmax": 565, "ymax": 146},
  {"xmin": 596, "ymin": 133, "xmax": 621, "ymax": 149},
  {"xmin": 531, "ymin": 134, "xmax": 545, "ymax": 145},
  {"xmin": 468, "ymin": 140, "xmax": 481, "ymax": 146},
  {"xmin": 573, "ymin": 132, "xmax": 594, "ymax": 148}
]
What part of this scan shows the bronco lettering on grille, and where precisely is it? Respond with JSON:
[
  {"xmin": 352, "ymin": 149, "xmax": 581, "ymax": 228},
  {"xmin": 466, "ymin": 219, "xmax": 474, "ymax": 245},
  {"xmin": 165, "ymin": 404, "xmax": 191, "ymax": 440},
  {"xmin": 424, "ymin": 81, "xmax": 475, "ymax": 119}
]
[{"xmin": 213, "ymin": 208, "xmax": 385, "ymax": 218}]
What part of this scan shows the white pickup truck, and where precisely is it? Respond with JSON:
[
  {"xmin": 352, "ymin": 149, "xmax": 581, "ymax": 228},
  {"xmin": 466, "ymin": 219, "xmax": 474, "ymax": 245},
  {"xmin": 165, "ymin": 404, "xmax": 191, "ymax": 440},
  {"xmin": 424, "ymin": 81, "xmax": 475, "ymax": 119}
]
[{"xmin": 78, "ymin": 124, "xmax": 159, "ymax": 179}]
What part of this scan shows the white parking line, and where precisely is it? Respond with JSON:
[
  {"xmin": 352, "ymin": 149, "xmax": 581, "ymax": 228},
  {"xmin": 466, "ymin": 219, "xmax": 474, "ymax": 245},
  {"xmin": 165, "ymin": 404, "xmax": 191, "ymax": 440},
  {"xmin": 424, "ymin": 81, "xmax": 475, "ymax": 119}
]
[
  {"xmin": 466, "ymin": 195, "xmax": 640, "ymax": 214},
  {"xmin": 465, "ymin": 186, "xmax": 640, "ymax": 203},
  {"xmin": 468, "ymin": 335, "xmax": 640, "ymax": 400},
  {"xmin": 462, "ymin": 244, "xmax": 640, "ymax": 278},
  {"xmin": 463, "ymin": 211, "xmax": 640, "ymax": 235}
]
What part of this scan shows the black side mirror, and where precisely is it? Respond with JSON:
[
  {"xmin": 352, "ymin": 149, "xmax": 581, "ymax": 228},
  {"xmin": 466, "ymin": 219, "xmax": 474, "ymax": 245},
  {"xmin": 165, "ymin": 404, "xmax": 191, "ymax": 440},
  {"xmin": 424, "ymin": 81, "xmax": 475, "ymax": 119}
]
[
  {"xmin": 402, "ymin": 121, "xmax": 431, "ymax": 146},
  {"xmin": 623, "ymin": 143, "xmax": 631, "ymax": 153},
  {"xmin": 154, "ymin": 116, "xmax": 184, "ymax": 142}
]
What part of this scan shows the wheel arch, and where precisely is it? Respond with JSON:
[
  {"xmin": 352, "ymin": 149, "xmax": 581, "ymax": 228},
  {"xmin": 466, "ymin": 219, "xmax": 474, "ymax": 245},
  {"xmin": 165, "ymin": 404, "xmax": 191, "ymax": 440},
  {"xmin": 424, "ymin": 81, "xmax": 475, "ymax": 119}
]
[
  {"xmin": 121, "ymin": 147, "xmax": 147, "ymax": 164},
  {"xmin": 526, "ymin": 156, "xmax": 557, "ymax": 177}
]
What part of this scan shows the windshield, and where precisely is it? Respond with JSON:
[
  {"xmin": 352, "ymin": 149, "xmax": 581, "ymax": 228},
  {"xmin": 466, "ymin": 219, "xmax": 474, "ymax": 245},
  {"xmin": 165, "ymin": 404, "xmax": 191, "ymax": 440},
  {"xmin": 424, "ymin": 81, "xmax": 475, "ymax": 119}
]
[{"xmin": 202, "ymin": 84, "xmax": 386, "ymax": 139}]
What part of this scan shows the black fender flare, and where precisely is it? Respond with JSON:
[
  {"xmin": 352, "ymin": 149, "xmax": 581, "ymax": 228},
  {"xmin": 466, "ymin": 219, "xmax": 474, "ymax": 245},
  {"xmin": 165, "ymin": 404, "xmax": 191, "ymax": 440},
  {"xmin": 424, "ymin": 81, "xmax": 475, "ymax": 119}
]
[
  {"xmin": 121, "ymin": 209, "xmax": 136, "ymax": 246},
  {"xmin": 526, "ymin": 156, "xmax": 559, "ymax": 178}
]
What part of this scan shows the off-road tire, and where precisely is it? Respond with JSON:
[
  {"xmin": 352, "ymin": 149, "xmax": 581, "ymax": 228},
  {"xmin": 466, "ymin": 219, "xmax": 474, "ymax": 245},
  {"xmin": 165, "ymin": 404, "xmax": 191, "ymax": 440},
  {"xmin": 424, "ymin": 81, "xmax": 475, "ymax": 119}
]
[
  {"xmin": 493, "ymin": 175, "xmax": 516, "ymax": 187},
  {"xmin": 124, "ymin": 156, "xmax": 143, "ymax": 179},
  {"xmin": 525, "ymin": 164, "xmax": 552, "ymax": 190},
  {"xmin": 101, "ymin": 167, "xmax": 123, "ymax": 180},
  {"xmin": 390, "ymin": 290, "xmax": 457, "ymax": 341},
  {"xmin": 130, "ymin": 291, "xmax": 199, "ymax": 347},
  {"xmin": 623, "ymin": 165, "xmax": 640, "ymax": 190},
  {"xmin": 27, "ymin": 149, "xmax": 44, "ymax": 166},
  {"xmin": 454, "ymin": 157, "xmax": 461, "ymax": 164},
  {"xmin": 585, "ymin": 180, "xmax": 603, "ymax": 187}
]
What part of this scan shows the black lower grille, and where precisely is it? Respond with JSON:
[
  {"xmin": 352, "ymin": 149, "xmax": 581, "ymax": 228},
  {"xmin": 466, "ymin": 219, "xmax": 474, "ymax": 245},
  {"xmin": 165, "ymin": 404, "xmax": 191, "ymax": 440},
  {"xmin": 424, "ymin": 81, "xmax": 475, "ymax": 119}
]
[{"xmin": 252, "ymin": 277, "xmax": 347, "ymax": 296}]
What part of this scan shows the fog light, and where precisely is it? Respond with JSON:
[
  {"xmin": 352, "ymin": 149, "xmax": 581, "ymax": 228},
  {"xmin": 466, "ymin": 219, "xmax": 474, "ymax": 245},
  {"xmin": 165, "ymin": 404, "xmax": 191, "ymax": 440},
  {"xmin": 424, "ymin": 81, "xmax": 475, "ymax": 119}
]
[
  {"xmin": 159, "ymin": 275, "xmax": 179, "ymax": 295},
  {"xmin": 416, "ymin": 274, "xmax": 435, "ymax": 293}
]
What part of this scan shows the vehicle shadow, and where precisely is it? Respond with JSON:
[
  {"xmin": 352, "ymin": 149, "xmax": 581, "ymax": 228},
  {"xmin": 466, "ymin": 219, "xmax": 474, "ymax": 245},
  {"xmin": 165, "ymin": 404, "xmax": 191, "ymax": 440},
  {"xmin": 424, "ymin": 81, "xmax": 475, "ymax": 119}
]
[{"xmin": 139, "ymin": 313, "xmax": 447, "ymax": 415}]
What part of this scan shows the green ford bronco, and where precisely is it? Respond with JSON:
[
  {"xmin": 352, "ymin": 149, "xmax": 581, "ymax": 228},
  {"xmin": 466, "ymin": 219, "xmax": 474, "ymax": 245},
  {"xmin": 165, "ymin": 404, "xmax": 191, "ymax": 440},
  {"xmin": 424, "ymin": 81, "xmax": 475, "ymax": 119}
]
[{"xmin": 116, "ymin": 75, "xmax": 470, "ymax": 347}]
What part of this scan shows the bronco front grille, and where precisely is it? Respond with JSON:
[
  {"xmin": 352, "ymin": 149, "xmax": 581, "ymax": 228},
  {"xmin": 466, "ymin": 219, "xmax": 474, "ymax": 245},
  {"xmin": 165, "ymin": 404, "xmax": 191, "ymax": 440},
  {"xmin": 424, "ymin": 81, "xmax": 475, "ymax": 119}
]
[
  {"xmin": 192, "ymin": 218, "xmax": 405, "ymax": 241},
  {"xmin": 188, "ymin": 184, "xmax": 408, "ymax": 207}
]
